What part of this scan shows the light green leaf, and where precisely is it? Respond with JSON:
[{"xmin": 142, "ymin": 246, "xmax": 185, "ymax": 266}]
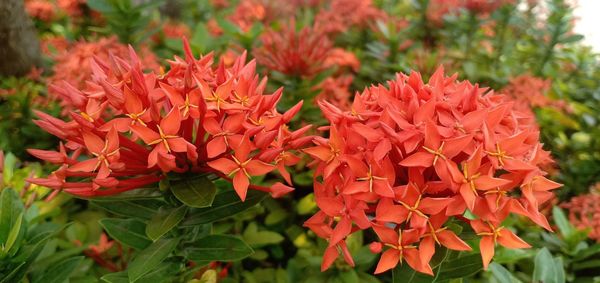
[
  {"xmin": 533, "ymin": 248, "xmax": 564, "ymax": 283},
  {"xmin": 2, "ymin": 153, "xmax": 17, "ymax": 184},
  {"xmin": 3, "ymin": 212, "xmax": 23, "ymax": 254},
  {"xmin": 243, "ymin": 223, "xmax": 284, "ymax": 247},
  {"xmin": 0, "ymin": 188, "xmax": 24, "ymax": 244},
  {"xmin": 171, "ymin": 176, "xmax": 216, "ymax": 208},
  {"xmin": 146, "ymin": 206, "xmax": 187, "ymax": 241},
  {"xmin": 127, "ymin": 238, "xmax": 179, "ymax": 282},
  {"xmin": 489, "ymin": 262, "xmax": 519, "ymax": 283},
  {"xmin": 552, "ymin": 206, "xmax": 575, "ymax": 239},
  {"xmin": 185, "ymin": 235, "xmax": 253, "ymax": 262},
  {"xmin": 99, "ymin": 218, "xmax": 151, "ymax": 250}
]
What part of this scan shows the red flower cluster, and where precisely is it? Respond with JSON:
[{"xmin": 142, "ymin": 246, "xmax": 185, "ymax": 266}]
[
  {"xmin": 28, "ymin": 39, "xmax": 311, "ymax": 201},
  {"xmin": 562, "ymin": 192, "xmax": 600, "ymax": 242},
  {"xmin": 501, "ymin": 74, "xmax": 570, "ymax": 113},
  {"xmin": 314, "ymin": 0, "xmax": 386, "ymax": 35},
  {"xmin": 25, "ymin": 0, "xmax": 56, "ymax": 22},
  {"xmin": 47, "ymin": 36, "xmax": 160, "ymax": 112},
  {"xmin": 254, "ymin": 22, "xmax": 333, "ymax": 78},
  {"xmin": 303, "ymin": 67, "xmax": 561, "ymax": 274}
]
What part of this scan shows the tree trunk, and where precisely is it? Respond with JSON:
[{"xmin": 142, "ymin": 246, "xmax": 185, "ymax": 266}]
[{"xmin": 0, "ymin": 0, "xmax": 42, "ymax": 77}]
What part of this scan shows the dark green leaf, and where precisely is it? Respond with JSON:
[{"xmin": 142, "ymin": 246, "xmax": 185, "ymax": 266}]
[
  {"xmin": 561, "ymin": 34, "xmax": 584, "ymax": 44},
  {"xmin": 171, "ymin": 176, "xmax": 216, "ymax": 208},
  {"xmin": 86, "ymin": 0, "xmax": 115, "ymax": 13},
  {"xmin": 127, "ymin": 238, "xmax": 179, "ymax": 282},
  {"xmin": 35, "ymin": 256, "xmax": 84, "ymax": 283},
  {"xmin": 102, "ymin": 259, "xmax": 180, "ymax": 283},
  {"xmin": 85, "ymin": 188, "xmax": 162, "ymax": 201},
  {"xmin": 99, "ymin": 218, "xmax": 151, "ymax": 250},
  {"xmin": 146, "ymin": 206, "xmax": 187, "ymax": 241},
  {"xmin": 436, "ymin": 253, "xmax": 483, "ymax": 280},
  {"xmin": 182, "ymin": 190, "xmax": 266, "ymax": 226},
  {"xmin": 185, "ymin": 235, "xmax": 253, "ymax": 262},
  {"xmin": 91, "ymin": 199, "xmax": 163, "ymax": 220}
]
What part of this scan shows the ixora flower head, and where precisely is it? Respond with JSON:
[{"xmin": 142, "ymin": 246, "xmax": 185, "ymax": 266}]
[
  {"xmin": 303, "ymin": 67, "xmax": 561, "ymax": 275},
  {"xmin": 28, "ymin": 38, "xmax": 312, "ymax": 201}
]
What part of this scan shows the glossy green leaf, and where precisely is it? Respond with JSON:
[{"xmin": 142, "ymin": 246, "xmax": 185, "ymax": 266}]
[
  {"xmin": 185, "ymin": 235, "xmax": 253, "ymax": 262},
  {"xmin": 171, "ymin": 176, "xmax": 216, "ymax": 208},
  {"xmin": 436, "ymin": 253, "xmax": 483, "ymax": 280},
  {"xmin": 91, "ymin": 199, "xmax": 163, "ymax": 220},
  {"xmin": 103, "ymin": 259, "xmax": 181, "ymax": 283},
  {"xmin": 146, "ymin": 206, "xmax": 187, "ymax": 241},
  {"xmin": 182, "ymin": 190, "xmax": 266, "ymax": 226},
  {"xmin": 99, "ymin": 218, "xmax": 151, "ymax": 250},
  {"xmin": 36, "ymin": 256, "xmax": 84, "ymax": 283},
  {"xmin": 392, "ymin": 252, "xmax": 482, "ymax": 283},
  {"xmin": 127, "ymin": 238, "xmax": 179, "ymax": 282}
]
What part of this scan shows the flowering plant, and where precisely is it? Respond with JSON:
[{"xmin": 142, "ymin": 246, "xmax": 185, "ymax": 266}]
[
  {"xmin": 304, "ymin": 68, "xmax": 561, "ymax": 275},
  {"xmin": 28, "ymin": 38, "xmax": 310, "ymax": 201}
]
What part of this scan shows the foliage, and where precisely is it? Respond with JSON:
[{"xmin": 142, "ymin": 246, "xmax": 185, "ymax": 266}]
[{"xmin": 6, "ymin": 0, "xmax": 600, "ymax": 282}]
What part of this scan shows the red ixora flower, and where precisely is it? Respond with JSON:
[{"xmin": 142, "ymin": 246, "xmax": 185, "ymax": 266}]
[
  {"xmin": 28, "ymin": 38, "xmax": 312, "ymax": 201},
  {"xmin": 304, "ymin": 67, "xmax": 560, "ymax": 275},
  {"xmin": 561, "ymin": 192, "xmax": 600, "ymax": 242},
  {"xmin": 253, "ymin": 21, "xmax": 333, "ymax": 78}
]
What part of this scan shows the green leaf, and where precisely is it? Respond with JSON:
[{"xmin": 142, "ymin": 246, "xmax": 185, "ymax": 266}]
[
  {"xmin": 3, "ymin": 212, "xmax": 23, "ymax": 254},
  {"xmin": 242, "ymin": 223, "xmax": 284, "ymax": 247},
  {"xmin": 185, "ymin": 235, "xmax": 253, "ymax": 262},
  {"xmin": 436, "ymin": 253, "xmax": 483, "ymax": 280},
  {"xmin": 86, "ymin": 0, "xmax": 115, "ymax": 13},
  {"xmin": 91, "ymin": 199, "xmax": 163, "ymax": 220},
  {"xmin": 489, "ymin": 262, "xmax": 519, "ymax": 283},
  {"xmin": 146, "ymin": 206, "xmax": 187, "ymax": 241},
  {"xmin": 171, "ymin": 176, "xmax": 217, "ymax": 208},
  {"xmin": 99, "ymin": 218, "xmax": 151, "ymax": 250},
  {"xmin": 127, "ymin": 238, "xmax": 179, "ymax": 282},
  {"xmin": 100, "ymin": 272, "xmax": 129, "ymax": 283},
  {"xmin": 552, "ymin": 207, "xmax": 575, "ymax": 239},
  {"xmin": 392, "ymin": 252, "xmax": 482, "ymax": 283},
  {"xmin": 36, "ymin": 256, "xmax": 84, "ymax": 283},
  {"xmin": 561, "ymin": 34, "xmax": 584, "ymax": 43},
  {"xmin": 2, "ymin": 152, "xmax": 17, "ymax": 184},
  {"xmin": 103, "ymin": 259, "xmax": 181, "ymax": 283},
  {"xmin": 0, "ymin": 188, "xmax": 24, "ymax": 243},
  {"xmin": 182, "ymin": 190, "xmax": 266, "ymax": 226},
  {"xmin": 533, "ymin": 248, "xmax": 564, "ymax": 283}
]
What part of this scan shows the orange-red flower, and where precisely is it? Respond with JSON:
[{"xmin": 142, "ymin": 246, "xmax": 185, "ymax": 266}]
[
  {"xmin": 305, "ymin": 67, "xmax": 559, "ymax": 275},
  {"xmin": 254, "ymin": 21, "xmax": 333, "ymax": 78},
  {"xmin": 29, "ymin": 38, "xmax": 311, "ymax": 200},
  {"xmin": 562, "ymin": 192, "xmax": 600, "ymax": 242}
]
